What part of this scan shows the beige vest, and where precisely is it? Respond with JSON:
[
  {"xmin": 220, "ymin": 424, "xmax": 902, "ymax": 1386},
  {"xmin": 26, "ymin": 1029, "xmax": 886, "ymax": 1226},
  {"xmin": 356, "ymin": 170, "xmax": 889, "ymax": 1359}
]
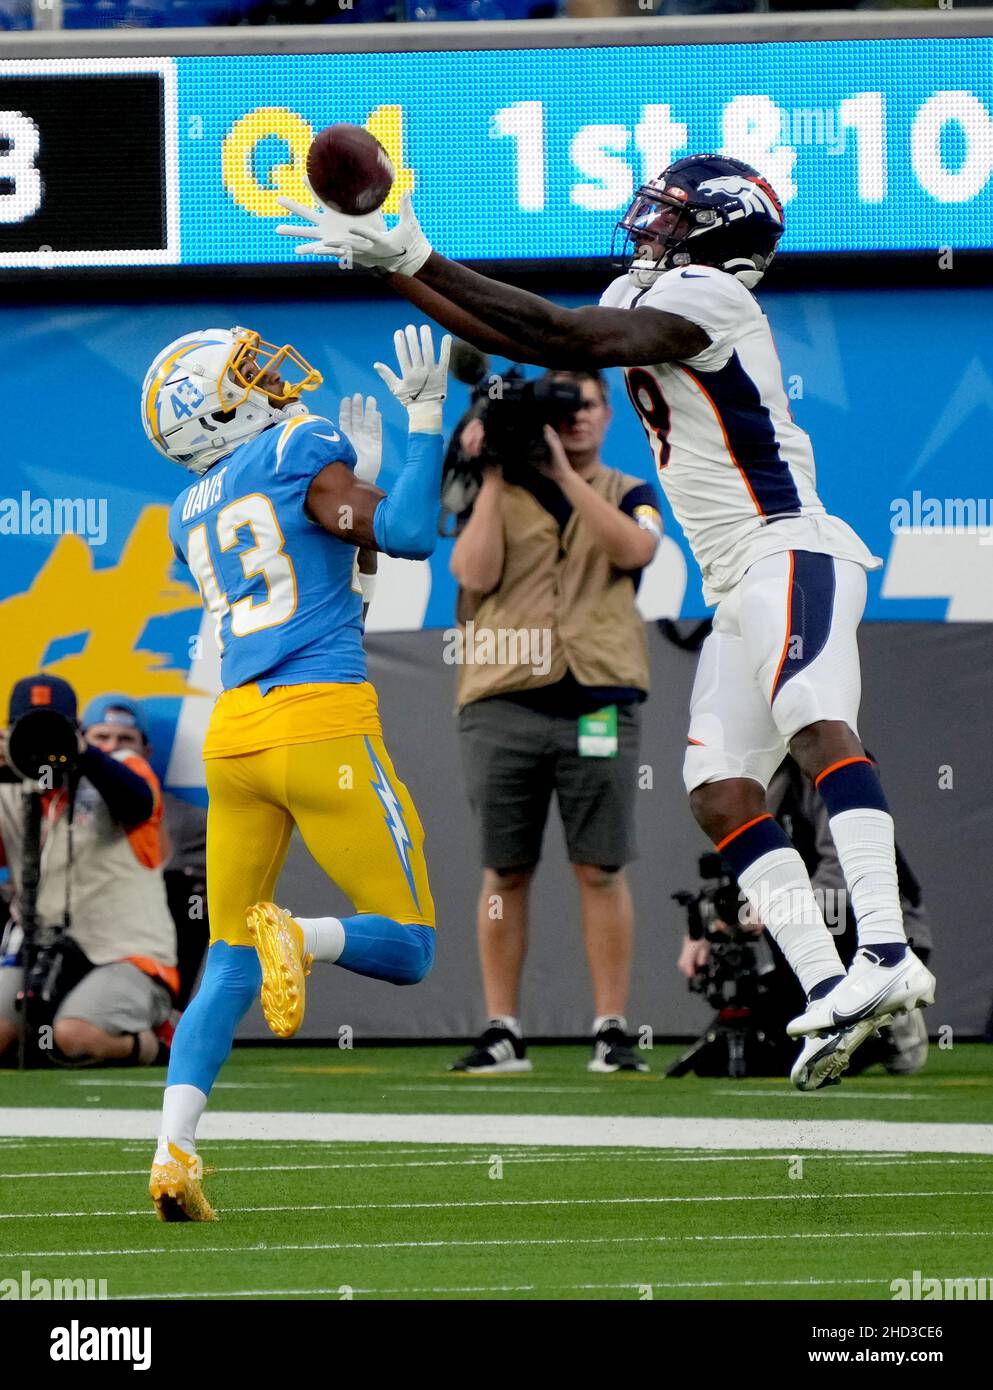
[
  {"xmin": 0, "ymin": 763, "xmax": 177, "ymax": 969},
  {"xmin": 456, "ymin": 464, "xmax": 650, "ymax": 710}
]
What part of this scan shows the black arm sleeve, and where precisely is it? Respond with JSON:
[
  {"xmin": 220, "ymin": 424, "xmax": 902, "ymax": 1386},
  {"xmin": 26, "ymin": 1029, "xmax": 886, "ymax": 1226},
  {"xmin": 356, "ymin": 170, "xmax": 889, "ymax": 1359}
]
[{"xmin": 78, "ymin": 746, "xmax": 155, "ymax": 828}]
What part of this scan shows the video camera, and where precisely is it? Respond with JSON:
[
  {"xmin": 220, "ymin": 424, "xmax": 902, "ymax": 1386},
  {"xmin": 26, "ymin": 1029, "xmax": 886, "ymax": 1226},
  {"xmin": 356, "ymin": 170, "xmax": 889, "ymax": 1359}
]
[
  {"xmin": 441, "ymin": 340, "xmax": 584, "ymax": 525},
  {"xmin": 667, "ymin": 852, "xmax": 794, "ymax": 1079},
  {"xmin": 6, "ymin": 704, "xmax": 82, "ymax": 788},
  {"xmin": 3, "ymin": 676, "xmax": 86, "ymax": 1068}
]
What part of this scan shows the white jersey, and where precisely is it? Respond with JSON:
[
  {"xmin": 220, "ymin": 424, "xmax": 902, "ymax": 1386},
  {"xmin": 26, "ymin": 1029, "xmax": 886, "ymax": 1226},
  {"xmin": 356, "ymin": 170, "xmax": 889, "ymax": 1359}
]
[{"xmin": 599, "ymin": 266, "xmax": 880, "ymax": 604}]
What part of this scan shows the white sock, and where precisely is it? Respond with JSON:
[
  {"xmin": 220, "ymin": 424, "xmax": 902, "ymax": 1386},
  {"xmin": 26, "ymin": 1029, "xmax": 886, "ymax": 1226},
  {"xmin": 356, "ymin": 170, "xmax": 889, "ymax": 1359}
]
[
  {"xmin": 154, "ymin": 1083, "xmax": 208, "ymax": 1164},
  {"xmin": 489, "ymin": 1015, "xmax": 521, "ymax": 1038},
  {"xmin": 593, "ymin": 1014, "xmax": 626, "ymax": 1034},
  {"xmin": 828, "ymin": 809, "xmax": 907, "ymax": 948},
  {"xmin": 296, "ymin": 916, "xmax": 346, "ymax": 963},
  {"xmin": 737, "ymin": 847, "xmax": 845, "ymax": 997}
]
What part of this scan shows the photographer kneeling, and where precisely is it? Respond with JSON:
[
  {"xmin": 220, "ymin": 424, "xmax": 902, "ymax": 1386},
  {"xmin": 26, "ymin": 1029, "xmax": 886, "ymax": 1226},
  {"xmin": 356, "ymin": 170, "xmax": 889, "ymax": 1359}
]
[
  {"xmin": 0, "ymin": 678, "xmax": 177, "ymax": 1066},
  {"xmin": 448, "ymin": 367, "xmax": 663, "ymax": 1074},
  {"xmin": 675, "ymin": 754, "xmax": 933, "ymax": 1078}
]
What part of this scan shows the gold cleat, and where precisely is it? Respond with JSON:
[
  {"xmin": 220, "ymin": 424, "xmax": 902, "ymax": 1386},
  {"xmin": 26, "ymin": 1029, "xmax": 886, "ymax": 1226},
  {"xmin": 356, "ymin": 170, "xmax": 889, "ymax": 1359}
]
[
  {"xmin": 246, "ymin": 901, "xmax": 313, "ymax": 1039},
  {"xmin": 149, "ymin": 1142, "xmax": 217, "ymax": 1222}
]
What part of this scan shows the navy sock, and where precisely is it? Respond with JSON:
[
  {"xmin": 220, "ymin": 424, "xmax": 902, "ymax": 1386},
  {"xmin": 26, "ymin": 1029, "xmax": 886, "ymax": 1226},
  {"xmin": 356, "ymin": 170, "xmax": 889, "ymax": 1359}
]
[
  {"xmin": 808, "ymin": 974, "xmax": 845, "ymax": 1002},
  {"xmin": 861, "ymin": 942, "xmax": 908, "ymax": 966}
]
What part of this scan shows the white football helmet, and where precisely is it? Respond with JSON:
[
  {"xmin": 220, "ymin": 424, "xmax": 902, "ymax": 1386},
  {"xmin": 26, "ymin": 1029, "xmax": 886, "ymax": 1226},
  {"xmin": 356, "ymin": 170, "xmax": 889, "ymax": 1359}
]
[{"xmin": 141, "ymin": 326, "xmax": 323, "ymax": 474}]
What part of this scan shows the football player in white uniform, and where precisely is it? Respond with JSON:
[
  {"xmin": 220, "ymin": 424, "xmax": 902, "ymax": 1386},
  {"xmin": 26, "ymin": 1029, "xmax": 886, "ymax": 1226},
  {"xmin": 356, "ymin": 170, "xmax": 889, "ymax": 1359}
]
[{"xmin": 278, "ymin": 154, "xmax": 935, "ymax": 1090}]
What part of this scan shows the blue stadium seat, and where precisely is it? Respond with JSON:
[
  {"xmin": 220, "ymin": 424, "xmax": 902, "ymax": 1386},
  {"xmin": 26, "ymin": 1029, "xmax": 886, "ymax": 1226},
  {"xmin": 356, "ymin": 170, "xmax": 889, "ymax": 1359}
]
[
  {"xmin": 60, "ymin": 0, "xmax": 257, "ymax": 25},
  {"xmin": 403, "ymin": 0, "xmax": 556, "ymax": 16},
  {"xmin": 0, "ymin": 0, "xmax": 32, "ymax": 30},
  {"xmin": 163, "ymin": 0, "xmax": 257, "ymax": 24},
  {"xmin": 55, "ymin": 0, "xmax": 551, "ymax": 25},
  {"xmin": 62, "ymin": 0, "xmax": 166, "ymax": 26}
]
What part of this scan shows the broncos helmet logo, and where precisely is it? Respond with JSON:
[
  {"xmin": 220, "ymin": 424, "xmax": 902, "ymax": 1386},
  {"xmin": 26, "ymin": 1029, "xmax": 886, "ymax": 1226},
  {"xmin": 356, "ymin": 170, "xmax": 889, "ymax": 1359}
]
[{"xmin": 696, "ymin": 175, "xmax": 784, "ymax": 225}]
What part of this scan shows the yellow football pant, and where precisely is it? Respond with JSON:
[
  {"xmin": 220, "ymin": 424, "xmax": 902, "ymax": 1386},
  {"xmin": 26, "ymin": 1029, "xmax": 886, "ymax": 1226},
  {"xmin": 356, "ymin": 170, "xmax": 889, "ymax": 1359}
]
[{"xmin": 205, "ymin": 734, "xmax": 435, "ymax": 947}]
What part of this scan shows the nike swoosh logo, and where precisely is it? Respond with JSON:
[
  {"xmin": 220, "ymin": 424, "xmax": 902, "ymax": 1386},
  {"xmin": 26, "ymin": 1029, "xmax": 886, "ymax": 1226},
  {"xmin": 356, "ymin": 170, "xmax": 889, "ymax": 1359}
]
[
  {"xmin": 315, "ymin": 431, "xmax": 340, "ymax": 443},
  {"xmin": 830, "ymin": 984, "xmax": 893, "ymax": 1027},
  {"xmin": 680, "ymin": 270, "xmax": 709, "ymax": 278}
]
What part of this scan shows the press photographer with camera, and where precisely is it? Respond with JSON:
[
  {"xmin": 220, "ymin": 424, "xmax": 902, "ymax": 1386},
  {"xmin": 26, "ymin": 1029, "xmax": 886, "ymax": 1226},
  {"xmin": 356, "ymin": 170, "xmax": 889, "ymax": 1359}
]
[
  {"xmin": 445, "ymin": 350, "xmax": 664, "ymax": 1074},
  {"xmin": 0, "ymin": 677, "xmax": 177, "ymax": 1067},
  {"xmin": 673, "ymin": 753, "xmax": 933, "ymax": 1079}
]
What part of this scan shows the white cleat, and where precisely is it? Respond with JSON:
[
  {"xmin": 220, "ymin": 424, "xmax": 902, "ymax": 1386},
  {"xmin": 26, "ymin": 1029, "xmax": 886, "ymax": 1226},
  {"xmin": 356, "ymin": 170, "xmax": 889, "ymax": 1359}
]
[
  {"xmin": 788, "ymin": 947, "xmax": 935, "ymax": 1040},
  {"xmin": 791, "ymin": 1014, "xmax": 893, "ymax": 1092}
]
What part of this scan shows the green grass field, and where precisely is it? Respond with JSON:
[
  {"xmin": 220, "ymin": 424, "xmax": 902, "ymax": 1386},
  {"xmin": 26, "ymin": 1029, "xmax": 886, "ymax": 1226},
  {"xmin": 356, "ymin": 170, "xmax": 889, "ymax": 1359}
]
[{"xmin": 2, "ymin": 1042, "xmax": 992, "ymax": 1301}]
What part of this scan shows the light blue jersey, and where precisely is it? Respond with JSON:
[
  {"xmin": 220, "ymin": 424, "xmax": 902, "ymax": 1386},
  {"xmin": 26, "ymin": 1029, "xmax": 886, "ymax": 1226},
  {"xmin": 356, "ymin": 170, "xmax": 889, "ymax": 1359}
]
[{"xmin": 169, "ymin": 413, "xmax": 364, "ymax": 693}]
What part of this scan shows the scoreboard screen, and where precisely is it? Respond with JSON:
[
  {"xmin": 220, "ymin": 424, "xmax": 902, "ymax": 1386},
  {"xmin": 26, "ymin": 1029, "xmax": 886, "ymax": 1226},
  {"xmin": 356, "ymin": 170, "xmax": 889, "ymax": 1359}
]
[
  {"xmin": 0, "ymin": 60, "xmax": 178, "ymax": 267},
  {"xmin": 0, "ymin": 37, "xmax": 991, "ymax": 271}
]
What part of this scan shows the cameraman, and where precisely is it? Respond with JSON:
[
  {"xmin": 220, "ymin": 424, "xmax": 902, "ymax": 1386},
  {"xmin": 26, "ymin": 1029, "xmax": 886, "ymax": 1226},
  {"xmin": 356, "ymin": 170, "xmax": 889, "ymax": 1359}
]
[
  {"xmin": 449, "ymin": 368, "xmax": 663, "ymax": 1074},
  {"xmin": 0, "ymin": 679, "xmax": 177, "ymax": 1066},
  {"xmin": 678, "ymin": 754, "xmax": 933, "ymax": 1075}
]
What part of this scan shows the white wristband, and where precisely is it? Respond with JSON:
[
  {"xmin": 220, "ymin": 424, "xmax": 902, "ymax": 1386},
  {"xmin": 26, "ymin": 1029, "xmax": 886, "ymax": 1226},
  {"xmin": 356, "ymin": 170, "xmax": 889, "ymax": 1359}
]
[
  {"xmin": 407, "ymin": 401, "xmax": 443, "ymax": 434},
  {"xmin": 359, "ymin": 571, "xmax": 378, "ymax": 604}
]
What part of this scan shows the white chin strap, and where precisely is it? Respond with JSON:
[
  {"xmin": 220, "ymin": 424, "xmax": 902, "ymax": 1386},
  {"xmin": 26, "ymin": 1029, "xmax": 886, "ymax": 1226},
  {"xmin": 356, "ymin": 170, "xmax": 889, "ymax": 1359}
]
[
  {"xmin": 626, "ymin": 253, "xmax": 767, "ymax": 291},
  {"xmin": 627, "ymin": 254, "xmax": 665, "ymax": 288},
  {"xmin": 722, "ymin": 256, "xmax": 766, "ymax": 289},
  {"xmin": 179, "ymin": 391, "xmax": 304, "ymax": 475}
]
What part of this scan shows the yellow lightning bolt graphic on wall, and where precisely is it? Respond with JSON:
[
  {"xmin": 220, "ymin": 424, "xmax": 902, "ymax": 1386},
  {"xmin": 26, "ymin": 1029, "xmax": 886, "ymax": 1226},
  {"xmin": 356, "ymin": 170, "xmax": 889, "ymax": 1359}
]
[{"xmin": 0, "ymin": 506, "xmax": 203, "ymax": 713}]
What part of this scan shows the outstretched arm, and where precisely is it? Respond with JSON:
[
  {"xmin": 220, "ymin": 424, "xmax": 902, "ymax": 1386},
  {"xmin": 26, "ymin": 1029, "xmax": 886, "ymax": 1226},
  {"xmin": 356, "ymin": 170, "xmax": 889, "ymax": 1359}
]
[
  {"xmin": 305, "ymin": 446, "xmax": 443, "ymax": 562},
  {"xmin": 386, "ymin": 272, "xmax": 534, "ymax": 361},
  {"xmin": 406, "ymin": 252, "xmax": 709, "ymax": 369},
  {"xmin": 278, "ymin": 194, "xmax": 709, "ymax": 369},
  {"xmin": 307, "ymin": 324, "xmax": 451, "ymax": 561}
]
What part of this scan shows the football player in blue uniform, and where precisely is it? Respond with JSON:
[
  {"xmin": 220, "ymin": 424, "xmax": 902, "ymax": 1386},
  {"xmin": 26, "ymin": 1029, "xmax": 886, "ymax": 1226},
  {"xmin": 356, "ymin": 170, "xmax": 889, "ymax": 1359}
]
[{"xmin": 141, "ymin": 322, "xmax": 450, "ymax": 1219}]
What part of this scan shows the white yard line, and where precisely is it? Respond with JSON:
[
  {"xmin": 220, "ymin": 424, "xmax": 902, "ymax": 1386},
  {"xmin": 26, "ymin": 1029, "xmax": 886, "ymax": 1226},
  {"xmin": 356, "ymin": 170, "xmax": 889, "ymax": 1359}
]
[
  {"xmin": 715, "ymin": 1088, "xmax": 921, "ymax": 1102},
  {"xmin": 2, "ymin": 1108, "xmax": 993, "ymax": 1154},
  {"xmin": 107, "ymin": 1276, "xmax": 905, "ymax": 1300},
  {"xmin": 5, "ymin": 1149, "xmax": 991, "ymax": 1185},
  {"xmin": 2, "ymin": 1192, "xmax": 992, "ymax": 1255},
  {"xmin": 66, "ymin": 1080, "xmax": 270, "ymax": 1090}
]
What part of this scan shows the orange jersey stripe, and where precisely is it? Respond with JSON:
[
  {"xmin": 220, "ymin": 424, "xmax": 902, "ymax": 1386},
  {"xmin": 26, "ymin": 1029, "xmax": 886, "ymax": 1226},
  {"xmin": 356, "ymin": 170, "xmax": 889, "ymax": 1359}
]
[
  {"xmin": 678, "ymin": 364, "xmax": 764, "ymax": 516},
  {"xmin": 770, "ymin": 550, "xmax": 796, "ymax": 703}
]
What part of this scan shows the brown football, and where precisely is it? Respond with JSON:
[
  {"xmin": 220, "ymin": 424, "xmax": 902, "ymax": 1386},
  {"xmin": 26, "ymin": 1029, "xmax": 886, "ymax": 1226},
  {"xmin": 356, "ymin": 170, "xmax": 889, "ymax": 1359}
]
[{"xmin": 305, "ymin": 124, "xmax": 395, "ymax": 216}]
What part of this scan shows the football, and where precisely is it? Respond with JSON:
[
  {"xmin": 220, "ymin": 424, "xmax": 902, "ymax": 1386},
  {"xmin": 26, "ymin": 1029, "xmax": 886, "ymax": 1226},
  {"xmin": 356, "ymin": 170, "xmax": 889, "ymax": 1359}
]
[{"xmin": 305, "ymin": 123, "xmax": 395, "ymax": 216}]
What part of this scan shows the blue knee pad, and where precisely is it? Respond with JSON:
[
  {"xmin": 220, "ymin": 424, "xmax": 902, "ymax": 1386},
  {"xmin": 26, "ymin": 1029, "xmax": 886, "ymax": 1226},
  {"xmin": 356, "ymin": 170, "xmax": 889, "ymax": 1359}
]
[
  {"xmin": 167, "ymin": 941, "xmax": 261, "ymax": 1093},
  {"xmin": 338, "ymin": 916, "xmax": 435, "ymax": 986}
]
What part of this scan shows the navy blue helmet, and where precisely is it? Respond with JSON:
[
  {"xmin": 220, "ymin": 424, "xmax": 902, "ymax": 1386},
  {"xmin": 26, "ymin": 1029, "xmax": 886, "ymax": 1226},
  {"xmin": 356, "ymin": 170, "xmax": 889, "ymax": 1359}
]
[{"xmin": 614, "ymin": 154, "xmax": 785, "ymax": 288}]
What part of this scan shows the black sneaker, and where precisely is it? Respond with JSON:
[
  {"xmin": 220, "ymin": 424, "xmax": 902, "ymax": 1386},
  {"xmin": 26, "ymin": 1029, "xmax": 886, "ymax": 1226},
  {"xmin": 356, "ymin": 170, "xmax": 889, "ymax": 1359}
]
[
  {"xmin": 588, "ymin": 1019, "xmax": 649, "ymax": 1074},
  {"xmin": 450, "ymin": 1024, "xmax": 533, "ymax": 1074}
]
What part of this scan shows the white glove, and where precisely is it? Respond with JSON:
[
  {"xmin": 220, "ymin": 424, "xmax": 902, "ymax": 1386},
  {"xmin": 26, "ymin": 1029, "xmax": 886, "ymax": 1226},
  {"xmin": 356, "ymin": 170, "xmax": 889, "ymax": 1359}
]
[
  {"xmin": 276, "ymin": 192, "xmax": 432, "ymax": 277},
  {"xmin": 374, "ymin": 324, "xmax": 451, "ymax": 434},
  {"xmin": 339, "ymin": 392, "xmax": 382, "ymax": 484},
  {"xmin": 275, "ymin": 197, "xmax": 383, "ymax": 261}
]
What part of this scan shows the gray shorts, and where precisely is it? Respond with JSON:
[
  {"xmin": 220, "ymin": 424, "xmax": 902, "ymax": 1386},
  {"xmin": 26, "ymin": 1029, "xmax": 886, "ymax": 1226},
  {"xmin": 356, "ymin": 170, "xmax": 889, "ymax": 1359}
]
[
  {"xmin": 0, "ymin": 961, "xmax": 171, "ymax": 1036},
  {"xmin": 458, "ymin": 697, "xmax": 641, "ymax": 871}
]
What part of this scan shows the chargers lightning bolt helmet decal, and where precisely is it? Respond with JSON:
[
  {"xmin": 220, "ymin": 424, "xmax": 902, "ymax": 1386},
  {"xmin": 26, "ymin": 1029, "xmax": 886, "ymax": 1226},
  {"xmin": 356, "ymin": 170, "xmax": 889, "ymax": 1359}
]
[{"xmin": 141, "ymin": 326, "xmax": 323, "ymax": 475}]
